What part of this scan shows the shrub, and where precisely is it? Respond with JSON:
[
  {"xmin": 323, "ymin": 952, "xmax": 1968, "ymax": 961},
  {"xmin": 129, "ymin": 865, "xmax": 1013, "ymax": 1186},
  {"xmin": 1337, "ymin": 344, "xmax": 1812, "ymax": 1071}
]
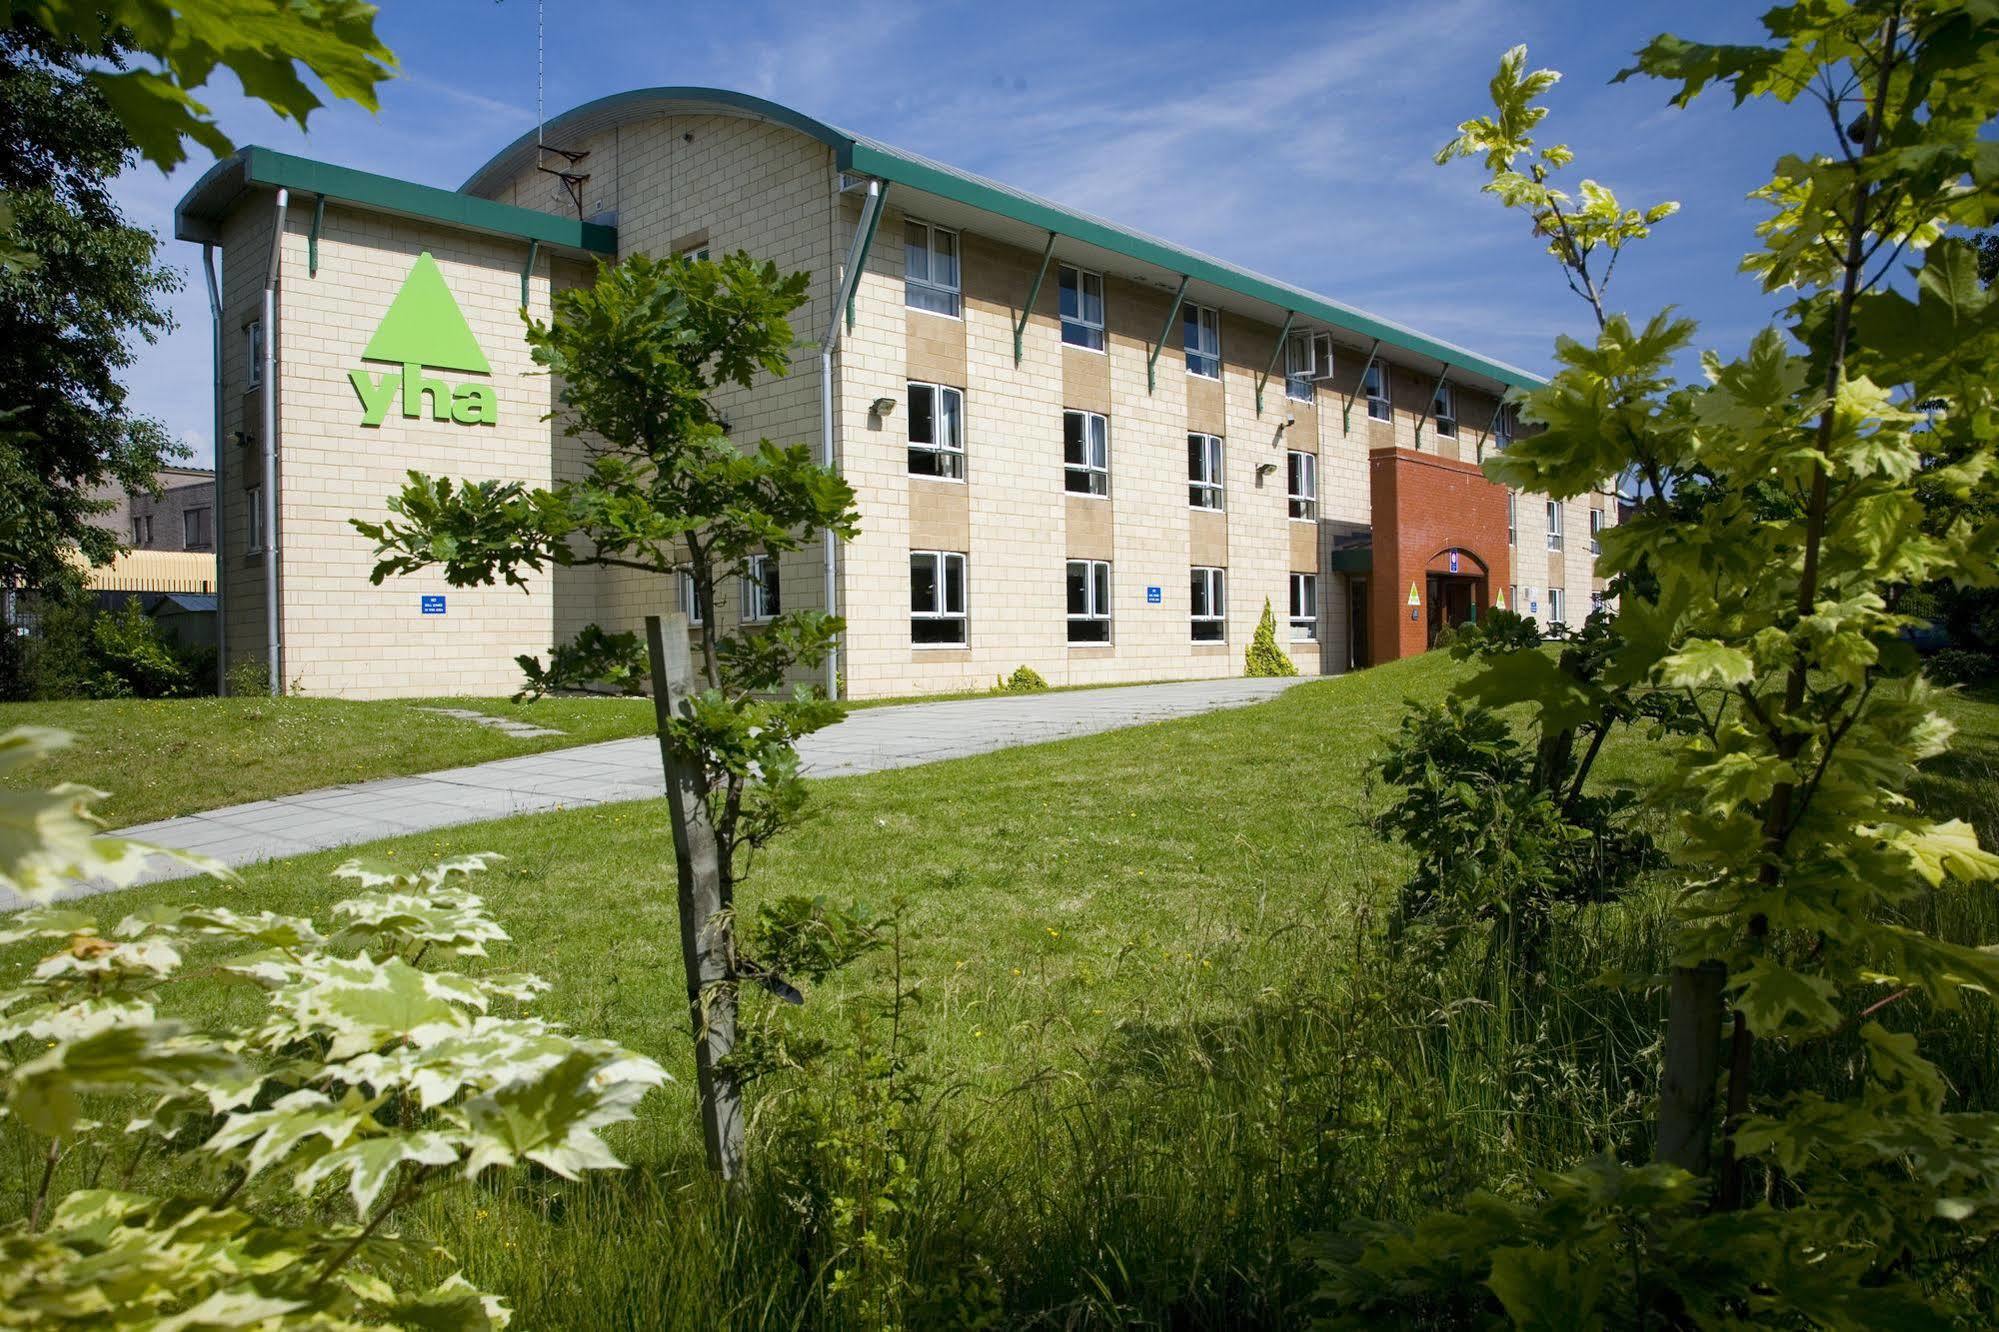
[
  {"xmin": 21, "ymin": 597, "xmax": 198, "ymax": 699},
  {"xmin": 1430, "ymin": 622, "xmax": 1458, "ymax": 650},
  {"xmin": 1927, "ymin": 647, "xmax": 1996, "ymax": 688},
  {"xmin": 1244, "ymin": 599, "xmax": 1298, "ymax": 677},
  {"xmin": 993, "ymin": 665, "xmax": 1049, "ymax": 693},
  {"xmin": 224, "ymin": 655, "xmax": 271, "ymax": 697},
  {"xmin": 0, "ymin": 725, "xmax": 667, "ymax": 1326}
]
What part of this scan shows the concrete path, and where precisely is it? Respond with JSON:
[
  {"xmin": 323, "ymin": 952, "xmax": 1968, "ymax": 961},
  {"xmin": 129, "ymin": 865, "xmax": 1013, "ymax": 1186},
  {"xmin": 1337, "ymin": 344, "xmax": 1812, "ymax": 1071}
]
[{"xmin": 100, "ymin": 677, "xmax": 1304, "ymax": 890}]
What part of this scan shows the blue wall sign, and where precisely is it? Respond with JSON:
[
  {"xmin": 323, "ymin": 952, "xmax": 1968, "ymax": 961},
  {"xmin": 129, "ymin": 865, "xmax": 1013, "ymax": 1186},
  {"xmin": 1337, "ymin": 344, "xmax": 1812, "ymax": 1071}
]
[
  {"xmin": 421, "ymin": 595, "xmax": 447, "ymax": 615},
  {"xmin": 1146, "ymin": 585, "xmax": 1162, "ymax": 604},
  {"xmin": 1448, "ymin": 550, "xmax": 1460, "ymax": 573}
]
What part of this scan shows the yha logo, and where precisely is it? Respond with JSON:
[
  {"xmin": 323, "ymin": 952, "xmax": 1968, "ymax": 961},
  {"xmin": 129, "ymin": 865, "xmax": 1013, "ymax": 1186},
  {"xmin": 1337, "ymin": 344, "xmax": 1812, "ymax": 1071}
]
[{"xmin": 348, "ymin": 251, "xmax": 497, "ymax": 427}]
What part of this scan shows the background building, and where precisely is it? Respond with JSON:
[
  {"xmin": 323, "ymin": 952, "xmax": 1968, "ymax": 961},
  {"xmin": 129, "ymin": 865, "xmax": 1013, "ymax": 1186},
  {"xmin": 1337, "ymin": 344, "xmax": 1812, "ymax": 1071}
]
[{"xmin": 174, "ymin": 88, "xmax": 1611, "ymax": 700}]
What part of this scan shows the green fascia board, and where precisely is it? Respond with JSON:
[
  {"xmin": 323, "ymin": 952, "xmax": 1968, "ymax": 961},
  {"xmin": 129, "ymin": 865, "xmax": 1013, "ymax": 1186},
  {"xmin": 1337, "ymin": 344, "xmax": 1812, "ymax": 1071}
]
[
  {"xmin": 176, "ymin": 146, "xmax": 616, "ymax": 254},
  {"xmin": 839, "ymin": 139, "xmax": 1544, "ymax": 393}
]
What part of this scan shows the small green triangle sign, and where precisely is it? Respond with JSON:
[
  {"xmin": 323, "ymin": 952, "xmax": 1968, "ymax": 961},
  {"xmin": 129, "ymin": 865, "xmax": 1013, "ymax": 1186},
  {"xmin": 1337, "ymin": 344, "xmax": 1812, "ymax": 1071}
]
[{"xmin": 361, "ymin": 252, "xmax": 490, "ymax": 374}]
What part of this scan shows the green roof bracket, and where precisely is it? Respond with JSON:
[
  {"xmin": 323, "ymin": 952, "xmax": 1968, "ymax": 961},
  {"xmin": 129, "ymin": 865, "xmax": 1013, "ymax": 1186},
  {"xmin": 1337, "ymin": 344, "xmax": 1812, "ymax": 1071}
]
[
  {"xmin": 845, "ymin": 180, "xmax": 889, "ymax": 334},
  {"xmin": 1340, "ymin": 338, "xmax": 1380, "ymax": 435},
  {"xmin": 1147, "ymin": 274, "xmax": 1190, "ymax": 394},
  {"xmin": 307, "ymin": 194, "xmax": 325, "ymax": 276},
  {"xmin": 1255, "ymin": 311, "xmax": 1297, "ymax": 416},
  {"xmin": 520, "ymin": 239, "xmax": 539, "ymax": 309},
  {"xmin": 1416, "ymin": 362, "xmax": 1452, "ymax": 450},
  {"xmin": 1476, "ymin": 396, "xmax": 1508, "ymax": 463},
  {"xmin": 1014, "ymin": 230, "xmax": 1057, "ymax": 366}
]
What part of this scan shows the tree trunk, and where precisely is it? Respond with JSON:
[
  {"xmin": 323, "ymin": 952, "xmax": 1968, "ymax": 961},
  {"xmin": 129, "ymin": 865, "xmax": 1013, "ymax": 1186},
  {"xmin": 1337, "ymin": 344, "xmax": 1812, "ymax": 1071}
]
[
  {"xmin": 646, "ymin": 613, "xmax": 744, "ymax": 1181},
  {"xmin": 1656, "ymin": 961, "xmax": 1725, "ymax": 1178}
]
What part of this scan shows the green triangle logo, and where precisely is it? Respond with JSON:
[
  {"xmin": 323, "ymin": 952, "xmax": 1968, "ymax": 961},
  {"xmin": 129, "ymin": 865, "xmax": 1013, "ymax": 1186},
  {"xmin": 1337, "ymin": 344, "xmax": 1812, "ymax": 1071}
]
[{"xmin": 361, "ymin": 252, "xmax": 490, "ymax": 374}]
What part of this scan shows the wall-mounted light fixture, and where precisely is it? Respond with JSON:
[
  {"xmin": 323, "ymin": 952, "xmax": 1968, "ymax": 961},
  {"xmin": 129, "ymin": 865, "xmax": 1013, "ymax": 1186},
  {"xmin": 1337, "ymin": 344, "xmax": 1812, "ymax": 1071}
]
[
  {"xmin": 1255, "ymin": 461, "xmax": 1279, "ymax": 481},
  {"xmin": 871, "ymin": 396, "xmax": 897, "ymax": 417}
]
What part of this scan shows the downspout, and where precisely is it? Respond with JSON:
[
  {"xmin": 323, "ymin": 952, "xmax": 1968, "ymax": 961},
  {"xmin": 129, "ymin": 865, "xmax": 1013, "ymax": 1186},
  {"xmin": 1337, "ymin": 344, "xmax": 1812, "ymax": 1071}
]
[
  {"xmin": 202, "ymin": 244, "xmax": 226, "ymax": 695},
  {"xmin": 818, "ymin": 177, "xmax": 884, "ymax": 700},
  {"xmin": 262, "ymin": 189, "xmax": 287, "ymax": 696}
]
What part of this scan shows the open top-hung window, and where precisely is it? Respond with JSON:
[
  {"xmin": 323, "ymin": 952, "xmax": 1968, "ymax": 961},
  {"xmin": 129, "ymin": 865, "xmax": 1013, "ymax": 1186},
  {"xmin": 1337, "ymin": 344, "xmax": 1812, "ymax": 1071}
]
[
  {"xmin": 1431, "ymin": 381, "xmax": 1458, "ymax": 437},
  {"xmin": 1362, "ymin": 359, "xmax": 1391, "ymax": 421},
  {"xmin": 1064, "ymin": 410, "xmax": 1109, "ymax": 495},
  {"xmin": 1287, "ymin": 449, "xmax": 1318, "ymax": 520},
  {"xmin": 1188, "ymin": 433, "xmax": 1224, "ymax": 510},
  {"xmin": 679, "ymin": 571, "xmax": 707, "ymax": 626},
  {"xmin": 1059, "ymin": 264, "xmax": 1105, "ymax": 351},
  {"xmin": 1183, "ymin": 303, "xmax": 1219, "ymax": 378},
  {"xmin": 1547, "ymin": 500, "xmax": 1565, "ymax": 552},
  {"xmin": 907, "ymin": 382, "xmax": 965, "ymax": 479},
  {"xmin": 905, "ymin": 220, "xmax": 960, "ymax": 317},
  {"xmin": 1190, "ymin": 566, "xmax": 1226, "ymax": 642},
  {"xmin": 910, "ymin": 550, "xmax": 967, "ymax": 645},
  {"xmin": 1067, "ymin": 559, "xmax": 1111, "ymax": 643}
]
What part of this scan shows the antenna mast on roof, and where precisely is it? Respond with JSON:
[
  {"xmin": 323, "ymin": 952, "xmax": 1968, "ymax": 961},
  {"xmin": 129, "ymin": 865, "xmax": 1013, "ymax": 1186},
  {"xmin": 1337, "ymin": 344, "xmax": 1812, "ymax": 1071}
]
[{"xmin": 531, "ymin": 0, "xmax": 589, "ymax": 217}]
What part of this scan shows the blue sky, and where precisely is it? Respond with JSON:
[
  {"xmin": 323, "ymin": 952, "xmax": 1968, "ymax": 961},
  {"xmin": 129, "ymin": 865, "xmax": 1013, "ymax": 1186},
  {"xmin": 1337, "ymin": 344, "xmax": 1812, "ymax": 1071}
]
[{"xmin": 113, "ymin": 0, "xmax": 1820, "ymax": 467}]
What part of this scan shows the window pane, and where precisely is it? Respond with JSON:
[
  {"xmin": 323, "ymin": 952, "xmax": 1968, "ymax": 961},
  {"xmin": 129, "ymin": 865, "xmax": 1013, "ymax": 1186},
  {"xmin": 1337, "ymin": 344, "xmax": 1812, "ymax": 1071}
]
[
  {"xmin": 1093, "ymin": 561, "xmax": 1109, "ymax": 612},
  {"xmin": 938, "ymin": 387, "xmax": 962, "ymax": 447},
  {"xmin": 1082, "ymin": 271, "xmax": 1103, "ymax": 324},
  {"xmin": 943, "ymin": 555, "xmax": 965, "ymax": 614},
  {"xmin": 1090, "ymin": 415, "xmax": 1108, "ymax": 468},
  {"xmin": 908, "ymin": 384, "xmax": 934, "ymax": 444},
  {"xmin": 1067, "ymin": 562, "xmax": 1088, "ymax": 616},
  {"xmin": 1188, "ymin": 436, "xmax": 1204, "ymax": 482},
  {"xmin": 1064, "ymin": 412, "xmax": 1084, "ymax": 466},
  {"xmin": 904, "ymin": 222, "xmax": 929, "ymax": 283},
  {"xmin": 913, "ymin": 617, "xmax": 966, "ymax": 645},
  {"xmin": 1069, "ymin": 618, "xmax": 1110, "ymax": 644},
  {"xmin": 932, "ymin": 229, "xmax": 957, "ymax": 288},
  {"xmin": 911, "ymin": 554, "xmax": 936, "ymax": 613},
  {"xmin": 1059, "ymin": 267, "xmax": 1080, "ymax": 321}
]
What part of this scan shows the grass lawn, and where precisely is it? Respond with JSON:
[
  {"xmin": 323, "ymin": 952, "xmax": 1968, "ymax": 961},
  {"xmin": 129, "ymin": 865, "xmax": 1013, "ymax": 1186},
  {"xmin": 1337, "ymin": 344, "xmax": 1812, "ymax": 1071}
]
[
  {"xmin": 0, "ymin": 675, "xmax": 1214, "ymax": 829},
  {"xmin": 0, "ymin": 694, "xmax": 660, "ymax": 828},
  {"xmin": 6, "ymin": 655, "xmax": 1996, "ymax": 1326}
]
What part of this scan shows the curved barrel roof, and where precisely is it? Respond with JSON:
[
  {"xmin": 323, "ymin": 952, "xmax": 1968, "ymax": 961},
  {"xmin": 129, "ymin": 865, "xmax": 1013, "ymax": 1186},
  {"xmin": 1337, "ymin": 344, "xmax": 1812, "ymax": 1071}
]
[{"xmin": 462, "ymin": 88, "xmax": 1544, "ymax": 394}]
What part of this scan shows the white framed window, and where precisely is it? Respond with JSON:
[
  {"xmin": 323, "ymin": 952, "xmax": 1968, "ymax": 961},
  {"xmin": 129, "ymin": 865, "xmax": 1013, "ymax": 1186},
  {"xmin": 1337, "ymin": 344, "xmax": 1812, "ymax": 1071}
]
[
  {"xmin": 245, "ymin": 486, "xmax": 264, "ymax": 554},
  {"xmin": 1589, "ymin": 508, "xmax": 1604, "ymax": 555},
  {"xmin": 904, "ymin": 220, "xmax": 960, "ymax": 317},
  {"xmin": 1494, "ymin": 403, "xmax": 1516, "ymax": 449},
  {"xmin": 907, "ymin": 381, "xmax": 965, "ymax": 480},
  {"xmin": 1289, "ymin": 573, "xmax": 1319, "ymax": 641},
  {"xmin": 1284, "ymin": 332, "xmax": 1315, "ymax": 401},
  {"xmin": 679, "ymin": 571, "xmax": 706, "ymax": 626},
  {"xmin": 1183, "ymin": 303, "xmax": 1220, "ymax": 378},
  {"xmin": 1362, "ymin": 359, "xmax": 1390, "ymax": 421},
  {"xmin": 1059, "ymin": 264, "xmax": 1105, "ymax": 351},
  {"xmin": 1190, "ymin": 566, "xmax": 1226, "ymax": 642},
  {"xmin": 1188, "ymin": 433, "xmax": 1224, "ymax": 510},
  {"xmin": 1287, "ymin": 450, "xmax": 1318, "ymax": 521},
  {"xmin": 1508, "ymin": 493, "xmax": 1517, "ymax": 547},
  {"xmin": 246, "ymin": 320, "xmax": 263, "ymax": 388},
  {"xmin": 1591, "ymin": 590, "xmax": 1606, "ymax": 613},
  {"xmin": 1432, "ymin": 382, "xmax": 1458, "ymax": 437},
  {"xmin": 677, "ymin": 240, "xmax": 711, "ymax": 262},
  {"xmin": 1548, "ymin": 587, "xmax": 1567, "ymax": 626},
  {"xmin": 1547, "ymin": 501, "xmax": 1565, "ymax": 552},
  {"xmin": 1064, "ymin": 410, "xmax": 1109, "ymax": 496},
  {"xmin": 910, "ymin": 550, "xmax": 967, "ymax": 645},
  {"xmin": 1067, "ymin": 559, "xmax": 1111, "ymax": 644},
  {"xmin": 1508, "ymin": 584, "xmax": 1518, "ymax": 614},
  {"xmin": 183, "ymin": 507, "xmax": 211, "ymax": 548},
  {"xmin": 742, "ymin": 554, "xmax": 780, "ymax": 622}
]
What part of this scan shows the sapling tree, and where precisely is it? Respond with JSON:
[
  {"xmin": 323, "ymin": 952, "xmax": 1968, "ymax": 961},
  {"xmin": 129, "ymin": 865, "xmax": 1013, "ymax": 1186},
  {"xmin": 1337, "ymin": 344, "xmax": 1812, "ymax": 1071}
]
[
  {"xmin": 355, "ymin": 251, "xmax": 867, "ymax": 1178},
  {"xmin": 1320, "ymin": 6, "xmax": 1999, "ymax": 1322}
]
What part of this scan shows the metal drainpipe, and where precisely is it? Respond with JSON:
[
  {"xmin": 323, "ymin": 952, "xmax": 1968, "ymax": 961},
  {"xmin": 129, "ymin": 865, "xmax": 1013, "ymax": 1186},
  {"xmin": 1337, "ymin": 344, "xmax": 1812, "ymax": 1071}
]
[
  {"xmin": 261, "ymin": 189, "xmax": 287, "ymax": 695},
  {"xmin": 818, "ymin": 177, "xmax": 883, "ymax": 701},
  {"xmin": 202, "ymin": 243, "xmax": 225, "ymax": 695}
]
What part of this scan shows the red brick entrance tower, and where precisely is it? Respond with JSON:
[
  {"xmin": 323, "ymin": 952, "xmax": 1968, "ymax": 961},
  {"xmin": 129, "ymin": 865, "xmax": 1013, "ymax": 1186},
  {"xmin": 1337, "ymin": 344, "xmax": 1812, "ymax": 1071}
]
[{"xmin": 1367, "ymin": 448, "xmax": 1512, "ymax": 664}]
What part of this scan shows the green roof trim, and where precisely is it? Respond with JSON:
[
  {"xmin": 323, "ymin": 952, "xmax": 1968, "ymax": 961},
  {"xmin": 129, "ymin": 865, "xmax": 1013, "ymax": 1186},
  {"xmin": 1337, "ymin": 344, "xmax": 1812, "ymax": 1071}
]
[
  {"xmin": 838, "ymin": 138, "xmax": 1542, "ymax": 392},
  {"xmin": 176, "ymin": 146, "xmax": 616, "ymax": 254}
]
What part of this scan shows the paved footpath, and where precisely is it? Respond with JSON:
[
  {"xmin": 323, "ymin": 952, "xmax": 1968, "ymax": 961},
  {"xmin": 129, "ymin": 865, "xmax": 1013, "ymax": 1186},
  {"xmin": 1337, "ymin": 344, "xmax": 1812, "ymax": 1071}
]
[{"xmin": 107, "ymin": 677, "xmax": 1304, "ymax": 888}]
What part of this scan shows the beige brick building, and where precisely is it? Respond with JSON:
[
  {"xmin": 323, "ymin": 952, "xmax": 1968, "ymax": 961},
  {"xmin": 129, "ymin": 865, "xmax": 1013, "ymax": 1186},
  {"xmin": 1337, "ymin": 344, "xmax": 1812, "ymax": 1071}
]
[{"xmin": 175, "ymin": 88, "xmax": 1610, "ymax": 700}]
